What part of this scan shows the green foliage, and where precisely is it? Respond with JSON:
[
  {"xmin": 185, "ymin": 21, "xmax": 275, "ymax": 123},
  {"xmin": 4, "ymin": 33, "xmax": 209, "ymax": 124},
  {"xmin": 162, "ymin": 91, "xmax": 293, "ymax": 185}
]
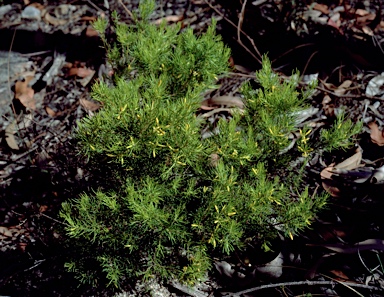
[
  {"xmin": 60, "ymin": 0, "xmax": 361, "ymax": 288},
  {"xmin": 320, "ymin": 112, "xmax": 363, "ymax": 152}
]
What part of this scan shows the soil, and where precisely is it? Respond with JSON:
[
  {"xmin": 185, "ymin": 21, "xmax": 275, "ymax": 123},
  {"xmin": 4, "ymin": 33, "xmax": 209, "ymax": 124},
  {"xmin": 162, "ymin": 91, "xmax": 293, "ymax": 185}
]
[{"xmin": 1, "ymin": 0, "xmax": 384, "ymax": 296}]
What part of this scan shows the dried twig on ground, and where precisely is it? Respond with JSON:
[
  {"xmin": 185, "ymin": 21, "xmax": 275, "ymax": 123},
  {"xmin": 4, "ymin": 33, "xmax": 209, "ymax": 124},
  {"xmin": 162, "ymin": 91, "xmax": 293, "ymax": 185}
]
[
  {"xmin": 117, "ymin": 0, "xmax": 134, "ymax": 19},
  {"xmin": 227, "ymin": 280, "xmax": 383, "ymax": 296},
  {"xmin": 203, "ymin": 0, "xmax": 262, "ymax": 64}
]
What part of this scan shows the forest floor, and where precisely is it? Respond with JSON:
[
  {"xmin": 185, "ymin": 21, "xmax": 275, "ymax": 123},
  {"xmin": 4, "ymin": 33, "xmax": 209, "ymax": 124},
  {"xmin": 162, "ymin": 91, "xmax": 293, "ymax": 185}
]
[{"xmin": 1, "ymin": 0, "xmax": 384, "ymax": 296}]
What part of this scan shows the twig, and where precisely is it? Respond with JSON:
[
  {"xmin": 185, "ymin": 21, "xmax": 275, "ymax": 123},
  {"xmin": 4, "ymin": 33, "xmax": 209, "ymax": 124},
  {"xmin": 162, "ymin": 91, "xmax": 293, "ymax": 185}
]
[
  {"xmin": 86, "ymin": 0, "xmax": 105, "ymax": 15},
  {"xmin": 203, "ymin": 0, "xmax": 262, "ymax": 64},
  {"xmin": 271, "ymin": 43, "xmax": 315, "ymax": 63},
  {"xmin": 237, "ymin": 0, "xmax": 247, "ymax": 43},
  {"xmin": 117, "ymin": 0, "xmax": 134, "ymax": 20},
  {"xmin": 225, "ymin": 280, "xmax": 383, "ymax": 296},
  {"xmin": 301, "ymin": 50, "xmax": 318, "ymax": 79},
  {"xmin": 24, "ymin": 259, "xmax": 46, "ymax": 272},
  {"xmin": 39, "ymin": 213, "xmax": 67, "ymax": 225},
  {"xmin": 20, "ymin": 50, "xmax": 53, "ymax": 57},
  {"xmin": 7, "ymin": 28, "xmax": 17, "ymax": 117}
]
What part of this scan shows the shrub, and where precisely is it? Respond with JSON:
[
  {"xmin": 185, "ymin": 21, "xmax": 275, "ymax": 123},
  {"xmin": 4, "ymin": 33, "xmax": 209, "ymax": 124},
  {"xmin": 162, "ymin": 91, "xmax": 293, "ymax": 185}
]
[{"xmin": 60, "ymin": 0, "xmax": 361, "ymax": 287}]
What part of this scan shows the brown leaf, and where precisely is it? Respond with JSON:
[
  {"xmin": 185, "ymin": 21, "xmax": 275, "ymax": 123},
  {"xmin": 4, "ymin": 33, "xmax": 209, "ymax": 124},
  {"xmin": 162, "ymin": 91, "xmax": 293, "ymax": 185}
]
[
  {"xmin": 39, "ymin": 205, "xmax": 48, "ymax": 212},
  {"xmin": 329, "ymin": 269, "xmax": 351, "ymax": 280},
  {"xmin": 29, "ymin": 3, "xmax": 45, "ymax": 10},
  {"xmin": 153, "ymin": 15, "xmax": 183, "ymax": 25},
  {"xmin": 355, "ymin": 8, "xmax": 370, "ymax": 16},
  {"xmin": 322, "ymin": 95, "xmax": 334, "ymax": 116},
  {"xmin": 234, "ymin": 64, "xmax": 253, "ymax": 74},
  {"xmin": 334, "ymin": 80, "xmax": 352, "ymax": 96},
  {"xmin": 79, "ymin": 69, "xmax": 96, "ymax": 86},
  {"xmin": 85, "ymin": 26, "xmax": 99, "ymax": 37},
  {"xmin": 334, "ymin": 149, "xmax": 362, "ymax": 170},
  {"xmin": 80, "ymin": 98, "xmax": 101, "ymax": 111},
  {"xmin": 44, "ymin": 12, "xmax": 67, "ymax": 26},
  {"xmin": 45, "ymin": 106, "xmax": 57, "ymax": 117},
  {"xmin": 18, "ymin": 88, "xmax": 35, "ymax": 110},
  {"xmin": 369, "ymin": 122, "xmax": 384, "ymax": 146},
  {"xmin": 321, "ymin": 179, "xmax": 341, "ymax": 197},
  {"xmin": 327, "ymin": 17, "xmax": 340, "ymax": 30},
  {"xmin": 201, "ymin": 96, "xmax": 244, "ymax": 109},
  {"xmin": 0, "ymin": 226, "xmax": 12, "ymax": 237},
  {"xmin": 320, "ymin": 150, "xmax": 362, "ymax": 180},
  {"xmin": 356, "ymin": 13, "xmax": 376, "ymax": 24},
  {"xmin": 15, "ymin": 76, "xmax": 36, "ymax": 110},
  {"xmin": 18, "ymin": 242, "xmax": 28, "ymax": 252},
  {"xmin": 362, "ymin": 26, "xmax": 374, "ymax": 36},
  {"xmin": 312, "ymin": 3, "xmax": 329, "ymax": 14},
  {"xmin": 5, "ymin": 120, "xmax": 19, "ymax": 150},
  {"xmin": 67, "ymin": 67, "xmax": 95, "ymax": 78},
  {"xmin": 320, "ymin": 149, "xmax": 362, "ymax": 197},
  {"xmin": 81, "ymin": 16, "xmax": 97, "ymax": 22}
]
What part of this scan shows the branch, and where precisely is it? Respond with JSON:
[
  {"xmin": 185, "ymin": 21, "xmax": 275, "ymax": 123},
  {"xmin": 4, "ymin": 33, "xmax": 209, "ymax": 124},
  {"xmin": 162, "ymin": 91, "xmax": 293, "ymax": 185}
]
[
  {"xmin": 225, "ymin": 280, "xmax": 383, "ymax": 296},
  {"xmin": 203, "ymin": 0, "xmax": 262, "ymax": 64}
]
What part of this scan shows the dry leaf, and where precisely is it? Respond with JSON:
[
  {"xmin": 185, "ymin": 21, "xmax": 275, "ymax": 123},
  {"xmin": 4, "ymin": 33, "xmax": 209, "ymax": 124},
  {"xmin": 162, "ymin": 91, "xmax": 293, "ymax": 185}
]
[
  {"xmin": 369, "ymin": 122, "xmax": 384, "ymax": 146},
  {"xmin": 86, "ymin": 26, "xmax": 99, "ymax": 37},
  {"xmin": 329, "ymin": 269, "xmax": 351, "ymax": 280},
  {"xmin": 45, "ymin": 106, "xmax": 57, "ymax": 117},
  {"xmin": 44, "ymin": 12, "xmax": 67, "ymax": 26},
  {"xmin": 18, "ymin": 242, "xmax": 28, "ymax": 252},
  {"xmin": 356, "ymin": 13, "xmax": 376, "ymax": 24},
  {"xmin": 322, "ymin": 95, "xmax": 334, "ymax": 116},
  {"xmin": 79, "ymin": 69, "xmax": 96, "ymax": 86},
  {"xmin": 29, "ymin": 3, "xmax": 45, "ymax": 10},
  {"xmin": 320, "ymin": 149, "xmax": 362, "ymax": 197},
  {"xmin": 80, "ymin": 98, "xmax": 100, "ymax": 111},
  {"xmin": 81, "ymin": 16, "xmax": 97, "ymax": 22},
  {"xmin": 202, "ymin": 96, "xmax": 244, "ymax": 109},
  {"xmin": 355, "ymin": 8, "xmax": 370, "ymax": 16},
  {"xmin": 234, "ymin": 64, "xmax": 253, "ymax": 74},
  {"xmin": 199, "ymin": 105, "xmax": 216, "ymax": 111},
  {"xmin": 5, "ymin": 120, "xmax": 19, "ymax": 150},
  {"xmin": 15, "ymin": 76, "xmax": 36, "ymax": 110},
  {"xmin": 63, "ymin": 62, "xmax": 73, "ymax": 68},
  {"xmin": 0, "ymin": 226, "xmax": 12, "ymax": 237},
  {"xmin": 366, "ymin": 72, "xmax": 384, "ymax": 96},
  {"xmin": 153, "ymin": 15, "xmax": 183, "ymax": 25},
  {"xmin": 334, "ymin": 149, "xmax": 362, "ymax": 170},
  {"xmin": 39, "ymin": 205, "xmax": 48, "ymax": 212},
  {"xmin": 321, "ymin": 179, "xmax": 341, "ymax": 197},
  {"xmin": 18, "ymin": 88, "xmax": 35, "ymax": 110},
  {"xmin": 312, "ymin": 3, "xmax": 329, "ymax": 14},
  {"xmin": 67, "ymin": 67, "xmax": 94, "ymax": 78},
  {"xmin": 327, "ymin": 16, "xmax": 339, "ymax": 29},
  {"xmin": 334, "ymin": 80, "xmax": 352, "ymax": 96},
  {"xmin": 362, "ymin": 26, "xmax": 374, "ymax": 36}
]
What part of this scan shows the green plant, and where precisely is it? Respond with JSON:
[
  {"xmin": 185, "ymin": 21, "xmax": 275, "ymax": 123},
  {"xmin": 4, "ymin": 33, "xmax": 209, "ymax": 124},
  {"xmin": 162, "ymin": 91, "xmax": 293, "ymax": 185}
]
[{"xmin": 60, "ymin": 0, "xmax": 361, "ymax": 288}]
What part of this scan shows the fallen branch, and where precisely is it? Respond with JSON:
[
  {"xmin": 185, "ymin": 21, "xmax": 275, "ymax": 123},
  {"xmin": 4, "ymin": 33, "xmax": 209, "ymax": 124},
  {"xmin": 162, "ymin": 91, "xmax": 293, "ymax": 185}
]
[{"xmin": 225, "ymin": 280, "xmax": 383, "ymax": 296}]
